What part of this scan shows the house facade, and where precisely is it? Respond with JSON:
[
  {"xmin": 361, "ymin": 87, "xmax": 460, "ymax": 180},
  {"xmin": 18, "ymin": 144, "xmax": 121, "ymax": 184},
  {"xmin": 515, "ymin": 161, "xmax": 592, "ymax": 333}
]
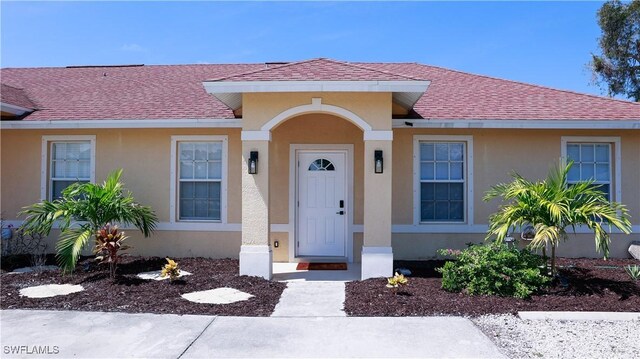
[{"xmin": 1, "ymin": 58, "xmax": 638, "ymax": 279}]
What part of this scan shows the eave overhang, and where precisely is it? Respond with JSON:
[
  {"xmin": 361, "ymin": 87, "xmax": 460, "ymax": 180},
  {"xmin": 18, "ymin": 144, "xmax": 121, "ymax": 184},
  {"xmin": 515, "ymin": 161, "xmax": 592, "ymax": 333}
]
[
  {"xmin": 202, "ymin": 80, "xmax": 431, "ymax": 111},
  {"xmin": 1, "ymin": 102, "xmax": 33, "ymax": 116}
]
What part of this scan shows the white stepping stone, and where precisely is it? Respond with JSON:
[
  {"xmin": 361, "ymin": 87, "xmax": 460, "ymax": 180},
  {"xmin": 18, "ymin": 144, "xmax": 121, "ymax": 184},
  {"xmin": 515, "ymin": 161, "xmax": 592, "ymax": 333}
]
[
  {"xmin": 9, "ymin": 265, "xmax": 59, "ymax": 274},
  {"xmin": 19, "ymin": 284, "xmax": 84, "ymax": 298},
  {"xmin": 136, "ymin": 270, "xmax": 192, "ymax": 281},
  {"xmin": 181, "ymin": 287, "xmax": 254, "ymax": 304}
]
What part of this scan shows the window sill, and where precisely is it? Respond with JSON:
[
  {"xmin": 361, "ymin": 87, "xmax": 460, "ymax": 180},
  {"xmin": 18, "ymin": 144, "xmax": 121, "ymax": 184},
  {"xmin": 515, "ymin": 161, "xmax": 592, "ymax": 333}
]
[{"xmin": 159, "ymin": 222, "xmax": 240, "ymax": 232}]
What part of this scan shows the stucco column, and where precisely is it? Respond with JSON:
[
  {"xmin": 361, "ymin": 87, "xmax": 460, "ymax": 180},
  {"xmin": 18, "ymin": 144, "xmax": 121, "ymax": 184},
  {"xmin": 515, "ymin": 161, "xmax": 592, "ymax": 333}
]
[
  {"xmin": 239, "ymin": 133, "xmax": 272, "ymax": 279},
  {"xmin": 362, "ymin": 133, "xmax": 393, "ymax": 279}
]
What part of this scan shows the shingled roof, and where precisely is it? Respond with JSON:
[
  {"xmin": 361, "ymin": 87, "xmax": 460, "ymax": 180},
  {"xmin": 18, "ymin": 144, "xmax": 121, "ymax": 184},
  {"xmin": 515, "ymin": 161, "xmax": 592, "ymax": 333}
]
[
  {"xmin": 208, "ymin": 58, "xmax": 419, "ymax": 82},
  {"xmin": 1, "ymin": 83, "xmax": 36, "ymax": 110},
  {"xmin": 1, "ymin": 58, "xmax": 638, "ymax": 122}
]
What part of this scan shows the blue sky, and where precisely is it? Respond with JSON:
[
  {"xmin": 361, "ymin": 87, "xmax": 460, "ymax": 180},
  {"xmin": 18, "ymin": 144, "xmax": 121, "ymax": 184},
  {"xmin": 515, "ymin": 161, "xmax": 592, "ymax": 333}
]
[{"xmin": 1, "ymin": 1, "xmax": 608, "ymax": 96}]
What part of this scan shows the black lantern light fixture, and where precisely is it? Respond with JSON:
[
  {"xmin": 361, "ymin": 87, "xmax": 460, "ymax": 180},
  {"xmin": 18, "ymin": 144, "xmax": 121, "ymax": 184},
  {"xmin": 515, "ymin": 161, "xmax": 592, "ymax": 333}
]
[
  {"xmin": 248, "ymin": 151, "xmax": 259, "ymax": 174},
  {"xmin": 374, "ymin": 150, "xmax": 383, "ymax": 174}
]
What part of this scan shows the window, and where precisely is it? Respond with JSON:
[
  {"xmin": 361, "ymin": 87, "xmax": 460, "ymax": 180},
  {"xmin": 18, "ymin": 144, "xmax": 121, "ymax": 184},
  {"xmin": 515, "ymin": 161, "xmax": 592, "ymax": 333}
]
[
  {"xmin": 562, "ymin": 137, "xmax": 621, "ymax": 203},
  {"xmin": 41, "ymin": 136, "xmax": 96, "ymax": 201},
  {"xmin": 566, "ymin": 143, "xmax": 611, "ymax": 200},
  {"xmin": 308, "ymin": 159, "xmax": 335, "ymax": 171},
  {"xmin": 170, "ymin": 136, "xmax": 227, "ymax": 223},
  {"xmin": 414, "ymin": 136, "xmax": 473, "ymax": 224}
]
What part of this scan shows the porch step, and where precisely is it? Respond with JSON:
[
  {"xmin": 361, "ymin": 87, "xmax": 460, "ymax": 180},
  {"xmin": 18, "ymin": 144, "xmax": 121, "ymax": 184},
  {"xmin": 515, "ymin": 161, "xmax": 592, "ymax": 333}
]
[{"xmin": 271, "ymin": 281, "xmax": 346, "ymax": 317}]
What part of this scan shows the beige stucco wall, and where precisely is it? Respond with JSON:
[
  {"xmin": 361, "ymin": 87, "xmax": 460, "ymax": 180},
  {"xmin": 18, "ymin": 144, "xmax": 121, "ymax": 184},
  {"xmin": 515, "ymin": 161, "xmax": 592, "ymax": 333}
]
[
  {"xmin": 241, "ymin": 139, "xmax": 270, "ymax": 246},
  {"xmin": 2, "ymin": 125, "xmax": 638, "ymax": 261},
  {"xmin": 1, "ymin": 128, "xmax": 244, "ymax": 260},
  {"xmin": 392, "ymin": 128, "xmax": 639, "ymax": 259},
  {"xmin": 392, "ymin": 232, "xmax": 637, "ymax": 260},
  {"xmin": 270, "ymin": 114, "xmax": 364, "ymax": 224},
  {"xmin": 270, "ymin": 232, "xmax": 289, "ymax": 262},
  {"xmin": 1, "ymin": 128, "xmax": 244, "ymax": 223},
  {"xmin": 392, "ymin": 128, "xmax": 640, "ymax": 225},
  {"xmin": 243, "ymin": 92, "xmax": 392, "ymax": 131}
]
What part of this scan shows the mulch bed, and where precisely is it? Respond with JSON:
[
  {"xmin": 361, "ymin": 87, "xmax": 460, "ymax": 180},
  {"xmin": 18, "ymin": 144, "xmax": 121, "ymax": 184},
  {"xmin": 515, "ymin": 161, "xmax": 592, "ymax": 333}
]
[
  {"xmin": 345, "ymin": 258, "xmax": 640, "ymax": 317},
  {"xmin": 1, "ymin": 256, "xmax": 286, "ymax": 316}
]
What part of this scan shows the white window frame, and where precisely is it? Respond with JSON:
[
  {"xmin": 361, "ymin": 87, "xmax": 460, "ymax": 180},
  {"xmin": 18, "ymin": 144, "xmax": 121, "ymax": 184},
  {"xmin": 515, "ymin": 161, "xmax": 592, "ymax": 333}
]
[
  {"xmin": 41, "ymin": 135, "xmax": 96, "ymax": 201},
  {"xmin": 413, "ymin": 135, "xmax": 474, "ymax": 226},
  {"xmin": 561, "ymin": 136, "xmax": 621, "ymax": 203},
  {"xmin": 169, "ymin": 135, "xmax": 228, "ymax": 224}
]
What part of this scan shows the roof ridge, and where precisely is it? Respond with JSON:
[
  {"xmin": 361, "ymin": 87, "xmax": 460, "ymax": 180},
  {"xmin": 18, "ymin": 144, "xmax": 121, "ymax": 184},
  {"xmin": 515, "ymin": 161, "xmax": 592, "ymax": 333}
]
[
  {"xmin": 1, "ymin": 82, "xmax": 26, "ymax": 91},
  {"xmin": 415, "ymin": 63, "xmax": 640, "ymax": 106},
  {"xmin": 206, "ymin": 58, "xmax": 422, "ymax": 82},
  {"xmin": 0, "ymin": 83, "xmax": 38, "ymax": 109},
  {"xmin": 327, "ymin": 59, "xmax": 423, "ymax": 81},
  {"xmin": 206, "ymin": 58, "xmax": 318, "ymax": 82}
]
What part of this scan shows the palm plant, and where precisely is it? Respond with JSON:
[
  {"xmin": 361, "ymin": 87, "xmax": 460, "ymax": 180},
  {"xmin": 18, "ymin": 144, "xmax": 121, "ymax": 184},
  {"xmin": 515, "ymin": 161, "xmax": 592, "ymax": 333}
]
[
  {"xmin": 484, "ymin": 161, "xmax": 631, "ymax": 276},
  {"xmin": 19, "ymin": 169, "xmax": 158, "ymax": 273}
]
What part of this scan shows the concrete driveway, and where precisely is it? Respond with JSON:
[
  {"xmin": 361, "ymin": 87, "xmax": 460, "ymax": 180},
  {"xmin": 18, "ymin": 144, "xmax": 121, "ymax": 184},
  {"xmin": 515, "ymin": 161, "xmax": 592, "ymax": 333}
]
[{"xmin": 0, "ymin": 309, "xmax": 504, "ymax": 358}]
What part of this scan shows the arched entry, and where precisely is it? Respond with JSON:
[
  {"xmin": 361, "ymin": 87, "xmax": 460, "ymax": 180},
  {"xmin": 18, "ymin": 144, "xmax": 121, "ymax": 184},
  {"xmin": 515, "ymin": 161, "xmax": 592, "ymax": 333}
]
[{"xmin": 262, "ymin": 98, "xmax": 372, "ymax": 133}]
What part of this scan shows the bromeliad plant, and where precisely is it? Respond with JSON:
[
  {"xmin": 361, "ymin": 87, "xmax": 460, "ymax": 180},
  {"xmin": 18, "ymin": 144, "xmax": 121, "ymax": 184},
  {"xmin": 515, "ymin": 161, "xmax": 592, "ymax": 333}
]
[
  {"xmin": 94, "ymin": 224, "xmax": 129, "ymax": 279},
  {"xmin": 484, "ymin": 160, "xmax": 632, "ymax": 276},
  {"xmin": 19, "ymin": 169, "xmax": 158, "ymax": 274},
  {"xmin": 161, "ymin": 258, "xmax": 181, "ymax": 282}
]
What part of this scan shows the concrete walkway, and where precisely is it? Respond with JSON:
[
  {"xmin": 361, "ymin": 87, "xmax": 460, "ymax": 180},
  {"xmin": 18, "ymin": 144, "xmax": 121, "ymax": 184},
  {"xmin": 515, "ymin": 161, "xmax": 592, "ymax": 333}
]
[
  {"xmin": 0, "ymin": 309, "xmax": 505, "ymax": 358},
  {"xmin": 271, "ymin": 263, "xmax": 360, "ymax": 317},
  {"xmin": 271, "ymin": 263, "xmax": 357, "ymax": 317},
  {"xmin": 272, "ymin": 281, "xmax": 346, "ymax": 317}
]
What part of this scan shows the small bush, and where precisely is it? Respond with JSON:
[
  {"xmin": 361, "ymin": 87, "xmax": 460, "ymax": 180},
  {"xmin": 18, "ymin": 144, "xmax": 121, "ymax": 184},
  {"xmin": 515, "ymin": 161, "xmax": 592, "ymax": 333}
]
[
  {"xmin": 93, "ymin": 223, "xmax": 130, "ymax": 279},
  {"xmin": 161, "ymin": 258, "xmax": 180, "ymax": 282},
  {"xmin": 437, "ymin": 243, "xmax": 549, "ymax": 299},
  {"xmin": 386, "ymin": 272, "xmax": 408, "ymax": 294}
]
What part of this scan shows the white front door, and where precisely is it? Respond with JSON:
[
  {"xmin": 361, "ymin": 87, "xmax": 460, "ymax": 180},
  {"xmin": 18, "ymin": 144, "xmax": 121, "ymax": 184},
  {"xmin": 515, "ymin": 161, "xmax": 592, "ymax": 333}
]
[{"xmin": 297, "ymin": 151, "xmax": 347, "ymax": 257}]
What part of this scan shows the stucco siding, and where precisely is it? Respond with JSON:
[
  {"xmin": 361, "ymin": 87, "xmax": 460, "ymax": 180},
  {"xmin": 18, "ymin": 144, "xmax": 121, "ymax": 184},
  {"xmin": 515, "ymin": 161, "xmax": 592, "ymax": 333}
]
[
  {"xmin": 243, "ymin": 92, "xmax": 392, "ymax": 131},
  {"xmin": 1, "ymin": 125, "xmax": 637, "ymax": 260}
]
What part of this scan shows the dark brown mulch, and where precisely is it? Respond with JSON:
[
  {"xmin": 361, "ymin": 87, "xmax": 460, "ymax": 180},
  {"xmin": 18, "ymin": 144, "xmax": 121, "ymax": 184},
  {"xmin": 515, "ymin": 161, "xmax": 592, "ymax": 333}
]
[
  {"xmin": 0, "ymin": 257, "xmax": 286, "ymax": 316},
  {"xmin": 345, "ymin": 258, "xmax": 640, "ymax": 317}
]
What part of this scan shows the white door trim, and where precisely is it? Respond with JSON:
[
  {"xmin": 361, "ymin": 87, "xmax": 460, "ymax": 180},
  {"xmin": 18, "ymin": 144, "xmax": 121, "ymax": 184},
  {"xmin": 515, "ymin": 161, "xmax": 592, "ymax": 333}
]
[{"xmin": 289, "ymin": 144, "xmax": 354, "ymax": 262}]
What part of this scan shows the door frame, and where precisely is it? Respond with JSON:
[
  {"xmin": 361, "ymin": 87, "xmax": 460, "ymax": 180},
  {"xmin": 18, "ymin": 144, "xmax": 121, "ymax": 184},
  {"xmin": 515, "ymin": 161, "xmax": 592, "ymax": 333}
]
[{"xmin": 289, "ymin": 144, "xmax": 354, "ymax": 262}]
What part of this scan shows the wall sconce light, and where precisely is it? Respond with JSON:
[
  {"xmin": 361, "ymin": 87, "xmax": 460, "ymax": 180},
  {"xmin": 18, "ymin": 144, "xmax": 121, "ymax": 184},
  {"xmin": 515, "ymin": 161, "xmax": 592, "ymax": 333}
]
[
  {"xmin": 374, "ymin": 150, "xmax": 383, "ymax": 174},
  {"xmin": 248, "ymin": 151, "xmax": 258, "ymax": 174}
]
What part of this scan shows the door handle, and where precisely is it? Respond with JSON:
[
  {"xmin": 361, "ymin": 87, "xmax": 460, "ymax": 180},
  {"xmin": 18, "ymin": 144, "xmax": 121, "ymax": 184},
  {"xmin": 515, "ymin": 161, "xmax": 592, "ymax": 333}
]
[{"xmin": 336, "ymin": 211, "xmax": 344, "ymax": 215}]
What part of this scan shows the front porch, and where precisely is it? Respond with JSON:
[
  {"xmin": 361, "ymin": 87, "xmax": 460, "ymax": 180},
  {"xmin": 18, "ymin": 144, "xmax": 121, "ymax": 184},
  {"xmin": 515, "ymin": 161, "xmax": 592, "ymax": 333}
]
[
  {"xmin": 201, "ymin": 65, "xmax": 430, "ymax": 280},
  {"xmin": 236, "ymin": 97, "xmax": 396, "ymax": 280},
  {"xmin": 273, "ymin": 262, "xmax": 361, "ymax": 282}
]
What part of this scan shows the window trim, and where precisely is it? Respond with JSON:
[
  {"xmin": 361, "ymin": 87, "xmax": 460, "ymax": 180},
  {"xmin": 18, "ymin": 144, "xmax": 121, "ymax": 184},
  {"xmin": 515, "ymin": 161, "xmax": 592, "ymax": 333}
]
[
  {"xmin": 169, "ymin": 135, "xmax": 228, "ymax": 224},
  {"xmin": 561, "ymin": 136, "xmax": 621, "ymax": 203},
  {"xmin": 413, "ymin": 135, "xmax": 474, "ymax": 226},
  {"xmin": 41, "ymin": 135, "xmax": 96, "ymax": 201}
]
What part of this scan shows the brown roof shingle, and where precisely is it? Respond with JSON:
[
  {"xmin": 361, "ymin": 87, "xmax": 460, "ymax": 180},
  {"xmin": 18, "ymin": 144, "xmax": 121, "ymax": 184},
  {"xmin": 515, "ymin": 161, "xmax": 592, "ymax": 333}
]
[
  {"xmin": 1, "ymin": 59, "xmax": 638, "ymax": 121},
  {"xmin": 1, "ymin": 83, "xmax": 36, "ymax": 110},
  {"xmin": 209, "ymin": 58, "xmax": 419, "ymax": 82}
]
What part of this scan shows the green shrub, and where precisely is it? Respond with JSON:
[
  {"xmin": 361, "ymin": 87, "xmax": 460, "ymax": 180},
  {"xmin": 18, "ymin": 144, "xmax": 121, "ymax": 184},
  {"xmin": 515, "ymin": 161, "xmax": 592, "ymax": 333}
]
[
  {"xmin": 625, "ymin": 265, "xmax": 640, "ymax": 281},
  {"xmin": 437, "ymin": 243, "xmax": 549, "ymax": 299}
]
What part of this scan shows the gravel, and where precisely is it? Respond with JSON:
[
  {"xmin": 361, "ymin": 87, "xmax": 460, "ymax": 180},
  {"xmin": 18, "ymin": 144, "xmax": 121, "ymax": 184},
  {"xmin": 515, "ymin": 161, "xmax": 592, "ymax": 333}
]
[{"xmin": 473, "ymin": 314, "xmax": 640, "ymax": 358}]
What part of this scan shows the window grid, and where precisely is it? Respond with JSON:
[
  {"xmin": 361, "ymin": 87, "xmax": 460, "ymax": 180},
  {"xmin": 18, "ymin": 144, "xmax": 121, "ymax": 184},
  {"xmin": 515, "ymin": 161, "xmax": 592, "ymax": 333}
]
[
  {"xmin": 566, "ymin": 143, "xmax": 611, "ymax": 200},
  {"xmin": 308, "ymin": 158, "xmax": 335, "ymax": 171},
  {"xmin": 177, "ymin": 141, "xmax": 223, "ymax": 221},
  {"xmin": 419, "ymin": 142, "xmax": 466, "ymax": 222},
  {"xmin": 49, "ymin": 141, "xmax": 91, "ymax": 200}
]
